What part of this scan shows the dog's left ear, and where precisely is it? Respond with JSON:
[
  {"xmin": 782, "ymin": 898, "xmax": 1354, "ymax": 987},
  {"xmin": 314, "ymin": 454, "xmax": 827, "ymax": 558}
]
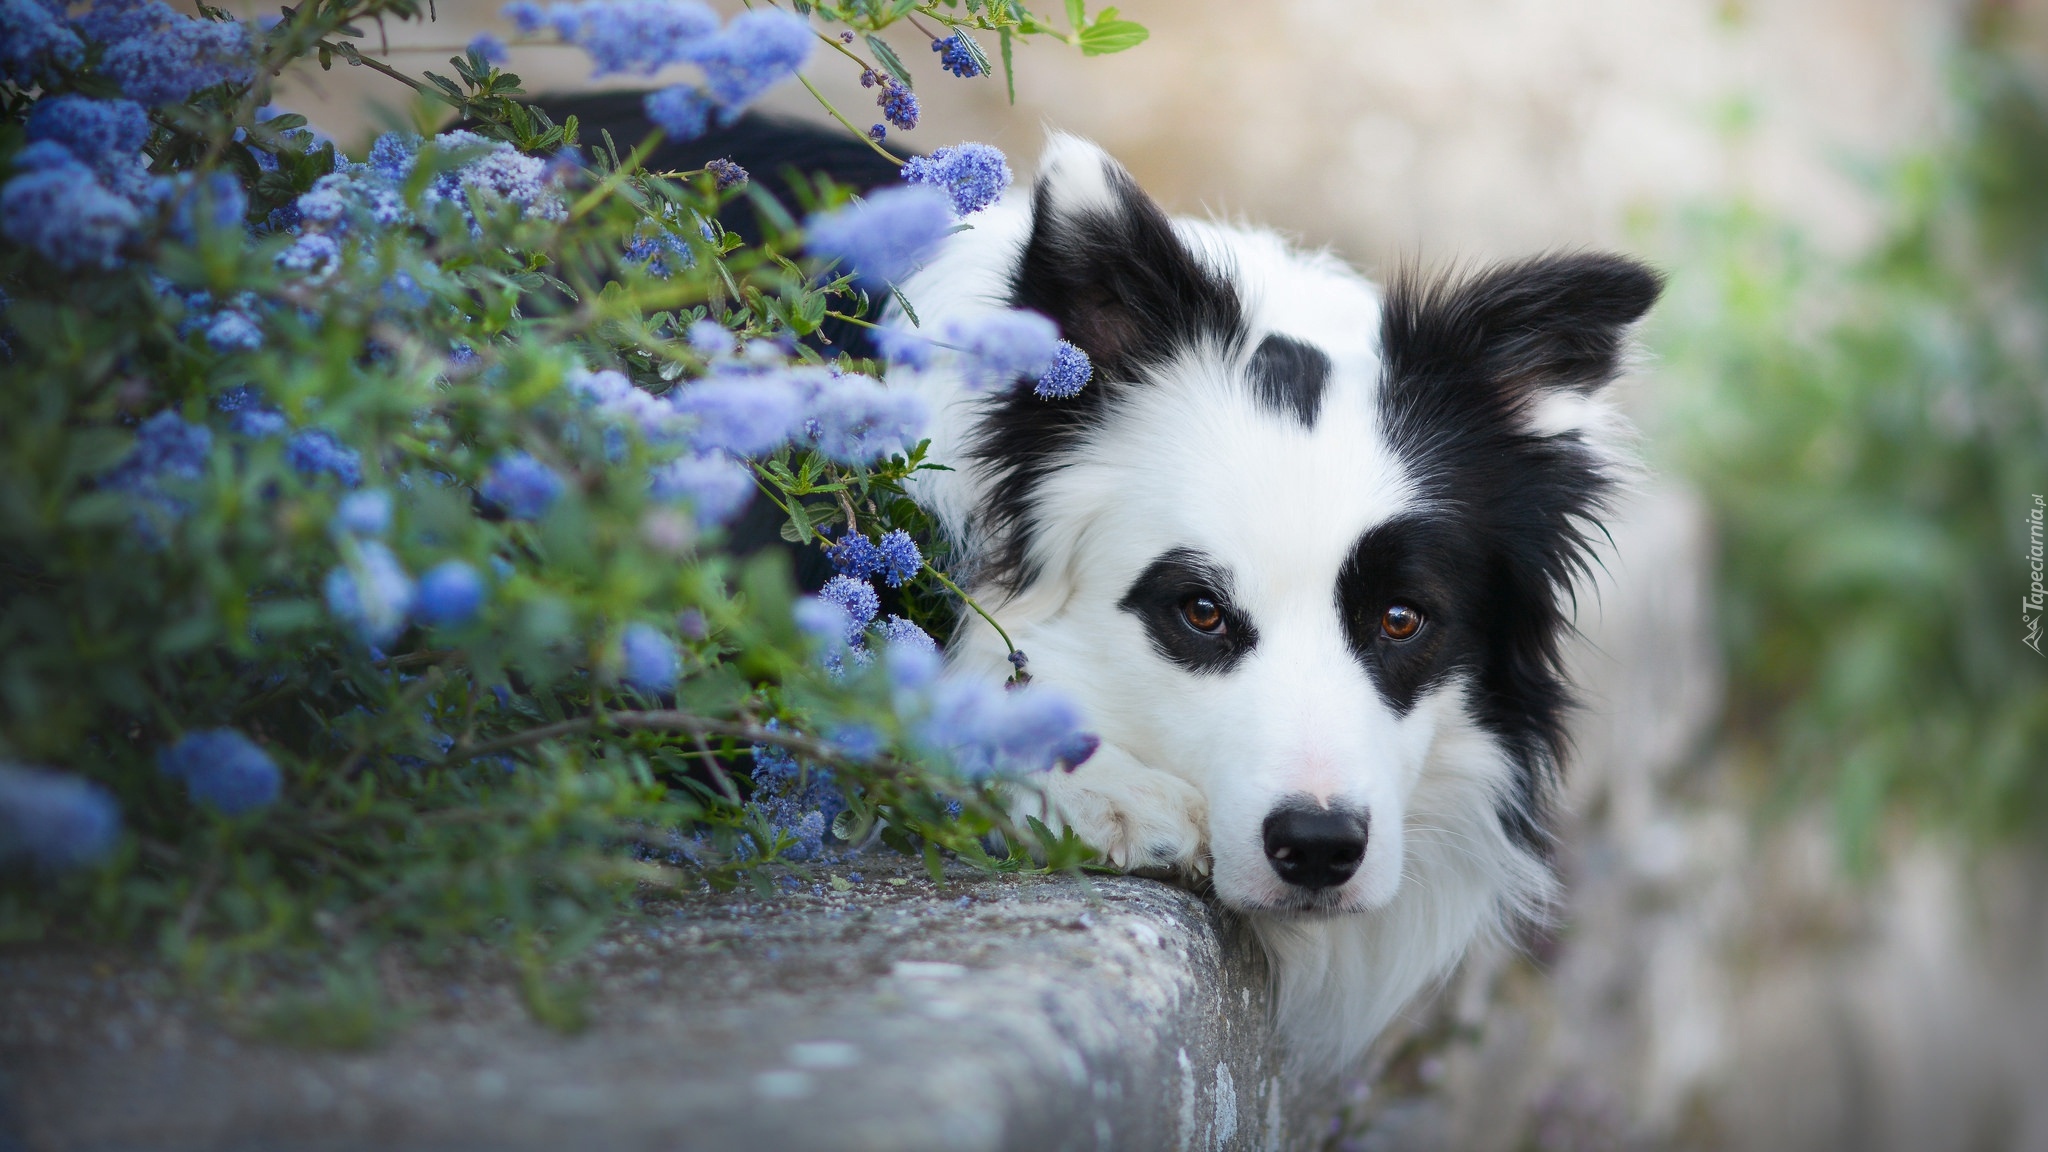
[{"xmin": 1380, "ymin": 252, "xmax": 1662, "ymax": 410}]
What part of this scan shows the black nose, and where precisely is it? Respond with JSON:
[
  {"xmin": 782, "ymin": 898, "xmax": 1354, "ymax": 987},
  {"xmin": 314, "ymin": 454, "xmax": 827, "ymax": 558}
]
[{"xmin": 1262, "ymin": 804, "xmax": 1368, "ymax": 891}]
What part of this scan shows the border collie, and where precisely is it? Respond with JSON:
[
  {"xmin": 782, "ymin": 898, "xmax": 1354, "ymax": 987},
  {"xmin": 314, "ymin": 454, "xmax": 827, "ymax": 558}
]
[
  {"xmin": 887, "ymin": 136, "xmax": 1660, "ymax": 1065},
  {"xmin": 553, "ymin": 96, "xmax": 1662, "ymax": 1065}
]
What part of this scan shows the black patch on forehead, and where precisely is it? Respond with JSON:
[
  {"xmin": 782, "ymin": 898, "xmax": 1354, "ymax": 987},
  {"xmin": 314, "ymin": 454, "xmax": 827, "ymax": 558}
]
[
  {"xmin": 967, "ymin": 159, "xmax": 1247, "ymax": 593},
  {"xmin": 1245, "ymin": 333, "xmax": 1330, "ymax": 427},
  {"xmin": 1370, "ymin": 252, "xmax": 1662, "ymax": 856},
  {"xmin": 1118, "ymin": 548, "xmax": 1259, "ymax": 674}
]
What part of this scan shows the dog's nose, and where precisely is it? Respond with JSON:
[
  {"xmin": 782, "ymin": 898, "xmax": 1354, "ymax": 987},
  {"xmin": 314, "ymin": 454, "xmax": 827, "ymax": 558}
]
[{"xmin": 1262, "ymin": 804, "xmax": 1368, "ymax": 891}]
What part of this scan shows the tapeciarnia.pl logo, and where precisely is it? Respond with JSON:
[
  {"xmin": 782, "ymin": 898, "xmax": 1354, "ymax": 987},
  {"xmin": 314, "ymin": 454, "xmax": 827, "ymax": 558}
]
[{"xmin": 2027, "ymin": 494, "xmax": 2045, "ymax": 656}]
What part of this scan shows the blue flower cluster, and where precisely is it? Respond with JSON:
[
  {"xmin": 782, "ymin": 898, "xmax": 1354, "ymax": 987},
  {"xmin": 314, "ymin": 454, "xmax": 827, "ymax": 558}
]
[
  {"xmin": 0, "ymin": 763, "xmax": 119, "ymax": 871},
  {"xmin": 100, "ymin": 411, "xmax": 211, "ymax": 535},
  {"xmin": 620, "ymin": 622, "xmax": 680, "ymax": 692},
  {"xmin": 2, "ymin": 132, "xmax": 146, "ymax": 271},
  {"xmin": 862, "ymin": 69, "xmax": 920, "ymax": 133},
  {"xmin": 481, "ymin": 452, "xmax": 566, "ymax": 521},
  {"xmin": 900, "ymin": 143, "xmax": 1012, "ymax": 215},
  {"xmin": 942, "ymin": 309, "xmax": 1061, "ymax": 389},
  {"xmin": 573, "ymin": 362, "xmax": 927, "ymax": 525},
  {"xmin": 157, "ymin": 729, "xmax": 281, "ymax": 816},
  {"xmin": 746, "ymin": 722, "xmax": 845, "ymax": 861},
  {"xmin": 829, "ymin": 529, "xmax": 923, "ymax": 587},
  {"xmin": 81, "ymin": 0, "xmax": 254, "ymax": 106},
  {"xmin": 1035, "ymin": 340, "xmax": 1095, "ymax": 400},
  {"xmin": 323, "ymin": 491, "xmax": 488, "ymax": 642},
  {"xmin": 507, "ymin": 2, "xmax": 808, "ymax": 143},
  {"xmin": 804, "ymin": 184, "xmax": 954, "ymax": 285},
  {"xmin": 1, "ymin": 0, "xmax": 84, "ymax": 89},
  {"xmin": 931, "ymin": 34, "xmax": 983, "ymax": 79}
]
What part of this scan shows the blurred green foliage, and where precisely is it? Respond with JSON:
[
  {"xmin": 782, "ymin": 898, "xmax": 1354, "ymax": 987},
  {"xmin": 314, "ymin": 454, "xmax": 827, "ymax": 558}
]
[{"xmin": 1654, "ymin": 46, "xmax": 2048, "ymax": 859}]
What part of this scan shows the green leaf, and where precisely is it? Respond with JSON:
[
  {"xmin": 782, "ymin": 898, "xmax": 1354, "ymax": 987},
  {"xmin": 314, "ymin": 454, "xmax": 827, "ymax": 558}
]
[
  {"xmin": 1000, "ymin": 27, "xmax": 1016, "ymax": 105},
  {"xmin": 958, "ymin": 32, "xmax": 995, "ymax": 79},
  {"xmin": 1077, "ymin": 16, "xmax": 1147, "ymax": 55},
  {"xmin": 922, "ymin": 840, "xmax": 945, "ymax": 885},
  {"xmin": 865, "ymin": 34, "xmax": 914, "ymax": 89},
  {"xmin": 1065, "ymin": 0, "xmax": 1085, "ymax": 29}
]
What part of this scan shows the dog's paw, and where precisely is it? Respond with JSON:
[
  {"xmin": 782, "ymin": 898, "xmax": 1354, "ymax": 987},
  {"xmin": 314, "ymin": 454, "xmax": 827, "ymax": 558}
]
[{"xmin": 1034, "ymin": 755, "xmax": 1210, "ymax": 877}]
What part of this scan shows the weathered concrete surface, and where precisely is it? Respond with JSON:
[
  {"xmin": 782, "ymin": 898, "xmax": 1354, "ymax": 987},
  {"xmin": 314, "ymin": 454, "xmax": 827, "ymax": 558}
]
[{"xmin": 1, "ymin": 862, "xmax": 1290, "ymax": 1152}]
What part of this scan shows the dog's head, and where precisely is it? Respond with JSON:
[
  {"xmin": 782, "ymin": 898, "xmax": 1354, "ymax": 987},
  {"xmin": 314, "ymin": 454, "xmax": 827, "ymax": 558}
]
[{"xmin": 960, "ymin": 137, "xmax": 1660, "ymax": 915}]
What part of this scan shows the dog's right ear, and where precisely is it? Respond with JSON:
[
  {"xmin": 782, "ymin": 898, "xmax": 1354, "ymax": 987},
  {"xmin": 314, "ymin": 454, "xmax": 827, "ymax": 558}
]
[{"xmin": 1010, "ymin": 134, "xmax": 1243, "ymax": 382}]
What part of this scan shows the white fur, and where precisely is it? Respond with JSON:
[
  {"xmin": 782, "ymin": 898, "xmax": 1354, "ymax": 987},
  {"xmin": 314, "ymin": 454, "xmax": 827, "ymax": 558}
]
[{"xmin": 883, "ymin": 137, "xmax": 1570, "ymax": 1066}]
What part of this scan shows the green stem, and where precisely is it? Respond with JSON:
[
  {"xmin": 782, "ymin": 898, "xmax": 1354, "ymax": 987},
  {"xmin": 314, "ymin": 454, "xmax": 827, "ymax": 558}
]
[
  {"xmin": 923, "ymin": 563, "xmax": 1020, "ymax": 659},
  {"xmin": 797, "ymin": 74, "xmax": 906, "ymax": 166}
]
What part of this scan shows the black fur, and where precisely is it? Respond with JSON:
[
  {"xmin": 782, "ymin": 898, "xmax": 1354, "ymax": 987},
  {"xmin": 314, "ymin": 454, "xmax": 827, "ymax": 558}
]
[
  {"xmin": 1373, "ymin": 252, "xmax": 1663, "ymax": 852},
  {"xmin": 972, "ymin": 164, "xmax": 1246, "ymax": 591},
  {"xmin": 1246, "ymin": 333, "xmax": 1331, "ymax": 427},
  {"xmin": 1118, "ymin": 548, "xmax": 1261, "ymax": 674}
]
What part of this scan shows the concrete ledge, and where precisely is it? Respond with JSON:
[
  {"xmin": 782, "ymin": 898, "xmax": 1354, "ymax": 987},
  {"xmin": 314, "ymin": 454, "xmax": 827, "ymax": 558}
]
[{"xmin": 2, "ymin": 860, "xmax": 1290, "ymax": 1152}]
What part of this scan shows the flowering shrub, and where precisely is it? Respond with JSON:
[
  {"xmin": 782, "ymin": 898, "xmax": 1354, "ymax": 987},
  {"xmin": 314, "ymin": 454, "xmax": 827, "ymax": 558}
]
[{"xmin": 0, "ymin": 0, "xmax": 1144, "ymax": 1009}]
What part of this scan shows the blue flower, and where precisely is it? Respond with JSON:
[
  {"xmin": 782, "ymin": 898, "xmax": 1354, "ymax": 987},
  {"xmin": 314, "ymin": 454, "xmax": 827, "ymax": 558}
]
[
  {"xmin": 828, "ymin": 533, "xmax": 883, "ymax": 579},
  {"xmin": 793, "ymin": 595, "xmax": 854, "ymax": 655},
  {"xmin": 367, "ymin": 132, "xmax": 420, "ymax": 181},
  {"xmin": 872, "ymin": 324, "xmax": 934, "ymax": 370},
  {"xmin": 799, "ymin": 372, "xmax": 928, "ymax": 463},
  {"xmin": 869, "ymin": 74, "xmax": 919, "ymax": 132},
  {"xmin": 324, "ymin": 540, "xmax": 416, "ymax": 645},
  {"xmin": 204, "ymin": 308, "xmax": 262, "ymax": 352},
  {"xmin": 158, "ymin": 729, "xmax": 281, "ymax": 816},
  {"xmin": 671, "ymin": 373, "xmax": 802, "ymax": 456},
  {"xmin": 102, "ymin": 411, "xmax": 211, "ymax": 536},
  {"xmin": 94, "ymin": 4, "xmax": 254, "ymax": 106},
  {"xmin": 649, "ymin": 452, "xmax": 754, "ymax": 527},
  {"xmin": 331, "ymin": 489, "xmax": 392, "ymax": 537},
  {"xmin": 0, "ymin": 763, "xmax": 120, "ymax": 871},
  {"xmin": 691, "ymin": 8, "xmax": 812, "ymax": 110},
  {"xmin": 619, "ymin": 622, "xmax": 679, "ymax": 693},
  {"xmin": 1034, "ymin": 340, "xmax": 1093, "ymax": 400},
  {"xmin": 931, "ymin": 33, "xmax": 983, "ymax": 78},
  {"xmin": 704, "ymin": 157, "xmax": 748, "ymax": 189},
  {"xmin": 25, "ymin": 95, "xmax": 150, "ymax": 168},
  {"xmin": 0, "ymin": 0, "xmax": 84, "ymax": 88},
  {"xmin": 415, "ymin": 561, "xmax": 486, "ymax": 627},
  {"xmin": 538, "ymin": 0, "xmax": 719, "ymax": 77},
  {"xmin": 875, "ymin": 529, "xmax": 922, "ymax": 587},
  {"xmin": 166, "ymin": 171, "xmax": 248, "ymax": 241},
  {"xmin": 804, "ymin": 184, "xmax": 954, "ymax": 286},
  {"xmin": 876, "ymin": 614, "xmax": 938, "ymax": 655},
  {"xmin": 287, "ymin": 428, "xmax": 363, "ymax": 487},
  {"xmin": 468, "ymin": 32, "xmax": 508, "ymax": 63},
  {"xmin": 503, "ymin": 0, "xmax": 544, "ymax": 32},
  {"xmin": 899, "ymin": 142, "xmax": 1011, "ymax": 215},
  {"xmin": 644, "ymin": 85, "xmax": 714, "ymax": 142},
  {"xmin": 819, "ymin": 575, "xmax": 879, "ymax": 643},
  {"xmin": 0, "ymin": 158, "xmax": 141, "ymax": 270},
  {"xmin": 481, "ymin": 451, "xmax": 564, "ymax": 520},
  {"xmin": 943, "ymin": 310, "xmax": 1060, "ymax": 389},
  {"xmin": 217, "ymin": 385, "xmax": 287, "ymax": 437},
  {"xmin": 909, "ymin": 680, "xmax": 1085, "ymax": 778},
  {"xmin": 744, "ymin": 720, "xmax": 843, "ymax": 861},
  {"xmin": 686, "ymin": 319, "xmax": 735, "ymax": 357},
  {"xmin": 277, "ymin": 232, "xmax": 341, "ymax": 280}
]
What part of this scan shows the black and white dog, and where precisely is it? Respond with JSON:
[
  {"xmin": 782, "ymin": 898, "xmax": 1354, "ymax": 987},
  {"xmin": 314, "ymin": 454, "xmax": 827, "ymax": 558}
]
[
  {"xmin": 891, "ymin": 135, "xmax": 1660, "ymax": 1064},
  {"xmin": 563, "ymin": 96, "xmax": 1661, "ymax": 1064}
]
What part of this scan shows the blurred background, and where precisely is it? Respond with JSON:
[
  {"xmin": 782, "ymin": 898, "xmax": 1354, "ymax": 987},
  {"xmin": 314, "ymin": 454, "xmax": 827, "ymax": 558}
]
[{"xmin": 269, "ymin": 1, "xmax": 2048, "ymax": 1147}]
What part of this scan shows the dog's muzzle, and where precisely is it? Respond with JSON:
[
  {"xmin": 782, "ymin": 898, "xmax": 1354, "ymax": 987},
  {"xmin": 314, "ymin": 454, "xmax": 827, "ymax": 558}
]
[{"xmin": 1262, "ymin": 800, "xmax": 1368, "ymax": 891}]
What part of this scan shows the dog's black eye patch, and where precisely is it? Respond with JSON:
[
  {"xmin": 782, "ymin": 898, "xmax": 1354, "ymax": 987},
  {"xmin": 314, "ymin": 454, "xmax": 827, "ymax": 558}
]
[
  {"xmin": 1336, "ymin": 517, "xmax": 1476, "ymax": 713},
  {"xmin": 1246, "ymin": 333, "xmax": 1330, "ymax": 427},
  {"xmin": 1119, "ymin": 548, "xmax": 1258, "ymax": 674}
]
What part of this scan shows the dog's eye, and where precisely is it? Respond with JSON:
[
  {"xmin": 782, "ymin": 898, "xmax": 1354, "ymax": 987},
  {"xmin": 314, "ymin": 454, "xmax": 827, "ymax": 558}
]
[
  {"xmin": 1179, "ymin": 596, "xmax": 1227, "ymax": 635},
  {"xmin": 1380, "ymin": 604, "xmax": 1423, "ymax": 641}
]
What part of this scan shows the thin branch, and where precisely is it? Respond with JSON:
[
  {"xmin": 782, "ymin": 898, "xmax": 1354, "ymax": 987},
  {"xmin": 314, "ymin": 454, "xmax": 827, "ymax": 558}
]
[
  {"xmin": 447, "ymin": 708, "xmax": 916, "ymax": 775},
  {"xmin": 797, "ymin": 74, "xmax": 906, "ymax": 165},
  {"xmin": 317, "ymin": 39, "xmax": 428, "ymax": 93}
]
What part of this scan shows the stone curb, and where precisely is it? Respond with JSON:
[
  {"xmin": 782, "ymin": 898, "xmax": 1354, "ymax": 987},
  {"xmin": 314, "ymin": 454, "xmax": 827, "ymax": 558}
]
[{"xmin": 3, "ymin": 861, "xmax": 1294, "ymax": 1152}]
